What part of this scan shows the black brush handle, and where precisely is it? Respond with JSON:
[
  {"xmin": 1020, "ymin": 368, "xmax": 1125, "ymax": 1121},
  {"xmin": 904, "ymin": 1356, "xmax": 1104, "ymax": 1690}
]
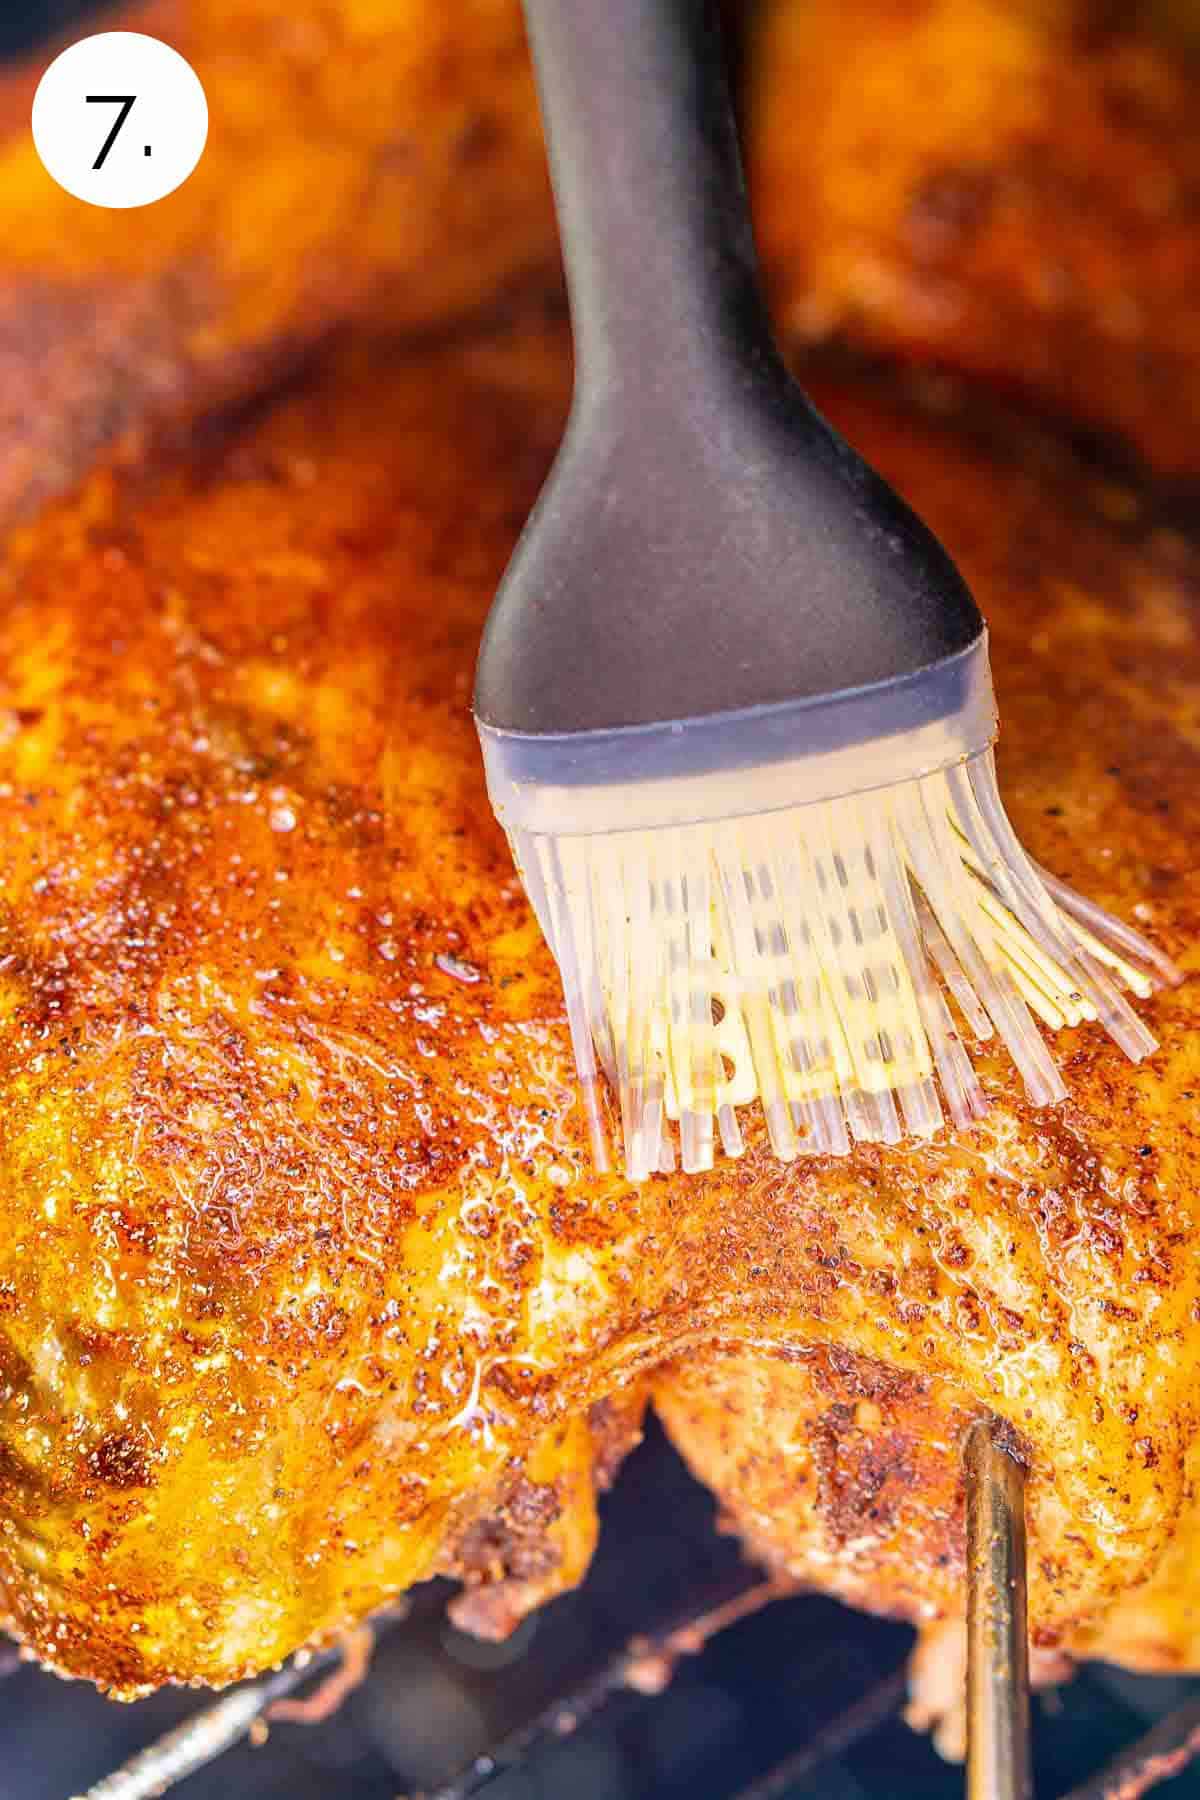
[
  {"xmin": 476, "ymin": 0, "xmax": 984, "ymax": 741},
  {"xmin": 522, "ymin": 0, "xmax": 775, "ymax": 399}
]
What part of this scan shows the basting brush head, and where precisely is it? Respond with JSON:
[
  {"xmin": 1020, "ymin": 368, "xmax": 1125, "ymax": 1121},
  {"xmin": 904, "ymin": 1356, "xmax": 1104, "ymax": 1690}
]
[
  {"xmin": 480, "ymin": 673, "xmax": 1181, "ymax": 1180},
  {"xmin": 474, "ymin": 0, "xmax": 1182, "ymax": 1180}
]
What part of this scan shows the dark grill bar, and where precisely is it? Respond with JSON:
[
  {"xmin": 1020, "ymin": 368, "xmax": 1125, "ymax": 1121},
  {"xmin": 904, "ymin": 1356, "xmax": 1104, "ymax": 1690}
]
[
  {"xmin": 1060, "ymin": 1697, "xmax": 1200, "ymax": 1800},
  {"xmin": 726, "ymin": 1667, "xmax": 910, "ymax": 1800},
  {"xmin": 427, "ymin": 1574, "xmax": 781, "ymax": 1800}
]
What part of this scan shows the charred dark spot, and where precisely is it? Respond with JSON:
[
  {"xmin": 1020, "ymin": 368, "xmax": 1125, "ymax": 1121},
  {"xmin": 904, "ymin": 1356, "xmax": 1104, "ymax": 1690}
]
[
  {"xmin": 957, "ymin": 1291, "xmax": 983, "ymax": 1333},
  {"xmin": 808, "ymin": 1401, "xmax": 905, "ymax": 1548},
  {"xmin": 506, "ymin": 1478, "xmax": 561, "ymax": 1531},
  {"xmin": 587, "ymin": 1391, "xmax": 645, "ymax": 1490},
  {"xmin": 1086, "ymin": 1217, "xmax": 1124, "ymax": 1258},
  {"xmin": 86, "ymin": 1431, "xmax": 155, "ymax": 1491},
  {"xmin": 895, "ymin": 1299, "xmax": 928, "ymax": 1327},
  {"xmin": 450, "ymin": 1511, "xmax": 559, "ymax": 1587},
  {"xmin": 905, "ymin": 166, "xmax": 994, "ymax": 260},
  {"xmin": 453, "ymin": 112, "xmax": 502, "ymax": 165}
]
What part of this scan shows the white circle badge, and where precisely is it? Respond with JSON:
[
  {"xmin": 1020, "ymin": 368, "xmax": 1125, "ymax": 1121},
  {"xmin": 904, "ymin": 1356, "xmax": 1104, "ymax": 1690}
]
[{"xmin": 32, "ymin": 32, "xmax": 208, "ymax": 209}]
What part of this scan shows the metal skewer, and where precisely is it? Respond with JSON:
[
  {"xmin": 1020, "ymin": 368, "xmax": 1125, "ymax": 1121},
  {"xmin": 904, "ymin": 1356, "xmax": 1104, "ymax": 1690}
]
[{"xmin": 964, "ymin": 1417, "xmax": 1033, "ymax": 1800}]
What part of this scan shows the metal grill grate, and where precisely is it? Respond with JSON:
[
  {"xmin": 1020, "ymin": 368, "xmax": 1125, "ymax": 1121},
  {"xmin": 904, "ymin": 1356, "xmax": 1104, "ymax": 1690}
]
[{"xmin": 3, "ymin": 1422, "xmax": 1199, "ymax": 1800}]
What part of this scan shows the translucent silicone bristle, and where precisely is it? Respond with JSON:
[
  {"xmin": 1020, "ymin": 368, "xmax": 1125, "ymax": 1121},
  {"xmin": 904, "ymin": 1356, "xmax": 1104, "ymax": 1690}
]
[
  {"xmin": 525, "ymin": 840, "xmax": 610, "ymax": 1174},
  {"xmin": 1036, "ymin": 862, "xmax": 1183, "ymax": 992},
  {"xmin": 510, "ymin": 749, "xmax": 1175, "ymax": 1180},
  {"xmin": 717, "ymin": 1102, "xmax": 744, "ymax": 1160}
]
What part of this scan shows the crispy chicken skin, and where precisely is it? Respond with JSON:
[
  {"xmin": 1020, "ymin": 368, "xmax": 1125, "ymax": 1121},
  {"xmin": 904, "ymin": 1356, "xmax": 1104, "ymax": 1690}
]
[
  {"xmin": 0, "ymin": 0, "xmax": 1197, "ymax": 1701},
  {"xmin": 0, "ymin": 311, "xmax": 1197, "ymax": 1694}
]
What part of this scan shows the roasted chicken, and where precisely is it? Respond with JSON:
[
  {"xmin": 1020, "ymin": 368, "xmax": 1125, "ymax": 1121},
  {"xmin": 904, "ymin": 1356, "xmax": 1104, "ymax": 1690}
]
[{"xmin": 0, "ymin": 0, "xmax": 1196, "ymax": 1720}]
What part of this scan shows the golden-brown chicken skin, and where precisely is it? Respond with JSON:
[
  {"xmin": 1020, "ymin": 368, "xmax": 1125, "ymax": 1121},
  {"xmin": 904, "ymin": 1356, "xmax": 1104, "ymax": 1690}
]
[
  {"xmin": 654, "ymin": 370, "xmax": 1200, "ymax": 1679},
  {"xmin": 0, "ymin": 298, "xmax": 1195, "ymax": 1692},
  {"xmin": 0, "ymin": 0, "xmax": 1199, "ymax": 1708}
]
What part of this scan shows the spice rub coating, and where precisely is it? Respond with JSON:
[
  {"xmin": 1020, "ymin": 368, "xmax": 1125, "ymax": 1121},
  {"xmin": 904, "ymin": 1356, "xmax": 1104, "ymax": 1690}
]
[{"xmin": 0, "ymin": 303, "xmax": 1195, "ymax": 1688}]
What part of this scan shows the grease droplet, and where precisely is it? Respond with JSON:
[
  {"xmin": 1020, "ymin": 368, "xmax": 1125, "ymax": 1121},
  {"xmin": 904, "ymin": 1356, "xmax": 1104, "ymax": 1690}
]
[{"xmin": 436, "ymin": 953, "xmax": 481, "ymax": 985}]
